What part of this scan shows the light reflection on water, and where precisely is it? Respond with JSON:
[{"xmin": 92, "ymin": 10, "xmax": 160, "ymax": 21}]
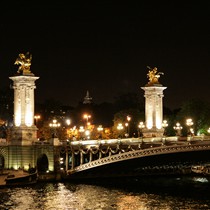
[{"xmin": 1, "ymin": 176, "xmax": 210, "ymax": 210}]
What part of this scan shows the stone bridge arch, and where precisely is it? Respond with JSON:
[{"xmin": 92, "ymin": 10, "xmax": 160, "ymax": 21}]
[
  {"xmin": 34, "ymin": 145, "xmax": 55, "ymax": 173},
  {"xmin": 37, "ymin": 154, "xmax": 49, "ymax": 173}
]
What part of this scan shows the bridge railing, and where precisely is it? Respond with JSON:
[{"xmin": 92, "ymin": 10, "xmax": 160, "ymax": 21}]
[{"xmin": 63, "ymin": 136, "xmax": 210, "ymax": 173}]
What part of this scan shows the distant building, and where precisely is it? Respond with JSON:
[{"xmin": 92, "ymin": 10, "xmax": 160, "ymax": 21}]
[{"xmin": 83, "ymin": 90, "xmax": 92, "ymax": 104}]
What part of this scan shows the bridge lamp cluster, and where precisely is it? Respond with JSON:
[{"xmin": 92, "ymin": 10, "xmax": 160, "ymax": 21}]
[
  {"xmin": 162, "ymin": 120, "xmax": 168, "ymax": 136},
  {"xmin": 186, "ymin": 118, "xmax": 193, "ymax": 127},
  {"xmin": 83, "ymin": 114, "xmax": 91, "ymax": 123},
  {"xmin": 49, "ymin": 119, "xmax": 61, "ymax": 128},
  {"xmin": 138, "ymin": 121, "xmax": 145, "ymax": 138},
  {"xmin": 85, "ymin": 129, "xmax": 90, "ymax": 139},
  {"xmin": 79, "ymin": 126, "xmax": 85, "ymax": 139},
  {"xmin": 49, "ymin": 119, "xmax": 61, "ymax": 138},
  {"xmin": 117, "ymin": 123, "xmax": 124, "ymax": 131},
  {"xmin": 173, "ymin": 122, "xmax": 183, "ymax": 136},
  {"xmin": 126, "ymin": 116, "xmax": 131, "ymax": 137},
  {"xmin": 117, "ymin": 123, "xmax": 124, "ymax": 138},
  {"xmin": 186, "ymin": 118, "xmax": 194, "ymax": 136},
  {"xmin": 97, "ymin": 125, "xmax": 103, "ymax": 139},
  {"xmin": 97, "ymin": 125, "xmax": 103, "ymax": 132},
  {"xmin": 125, "ymin": 123, "xmax": 129, "ymax": 137},
  {"xmin": 127, "ymin": 115, "xmax": 131, "ymax": 122},
  {"xmin": 66, "ymin": 119, "xmax": 71, "ymax": 126},
  {"xmin": 162, "ymin": 120, "xmax": 168, "ymax": 128},
  {"xmin": 34, "ymin": 115, "xmax": 41, "ymax": 125}
]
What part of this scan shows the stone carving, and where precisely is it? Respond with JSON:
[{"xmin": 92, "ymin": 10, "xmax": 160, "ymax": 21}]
[
  {"xmin": 147, "ymin": 66, "xmax": 164, "ymax": 85},
  {"xmin": 14, "ymin": 52, "xmax": 32, "ymax": 74}
]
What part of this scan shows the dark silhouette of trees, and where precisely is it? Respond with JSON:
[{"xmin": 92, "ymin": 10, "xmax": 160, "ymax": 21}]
[{"xmin": 175, "ymin": 98, "xmax": 210, "ymax": 135}]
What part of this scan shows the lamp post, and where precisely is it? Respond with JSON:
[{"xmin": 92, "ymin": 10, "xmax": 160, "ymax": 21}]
[
  {"xmin": 66, "ymin": 119, "xmax": 71, "ymax": 126},
  {"xmin": 125, "ymin": 123, "xmax": 129, "ymax": 138},
  {"xmin": 126, "ymin": 115, "xmax": 131, "ymax": 137},
  {"xmin": 85, "ymin": 129, "xmax": 90, "ymax": 140},
  {"xmin": 117, "ymin": 123, "xmax": 124, "ymax": 138},
  {"xmin": 186, "ymin": 118, "xmax": 194, "ymax": 136},
  {"xmin": 83, "ymin": 114, "xmax": 91, "ymax": 123},
  {"xmin": 34, "ymin": 115, "xmax": 41, "ymax": 126},
  {"xmin": 97, "ymin": 125, "xmax": 103, "ymax": 139},
  {"xmin": 162, "ymin": 120, "xmax": 168, "ymax": 137},
  {"xmin": 173, "ymin": 122, "xmax": 183, "ymax": 136},
  {"xmin": 49, "ymin": 119, "xmax": 61, "ymax": 138},
  {"xmin": 79, "ymin": 126, "xmax": 85, "ymax": 140},
  {"xmin": 138, "ymin": 121, "xmax": 145, "ymax": 138},
  {"xmin": 65, "ymin": 119, "xmax": 71, "ymax": 140}
]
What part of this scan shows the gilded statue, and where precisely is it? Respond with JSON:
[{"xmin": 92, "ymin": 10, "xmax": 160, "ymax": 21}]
[
  {"xmin": 14, "ymin": 52, "xmax": 32, "ymax": 74},
  {"xmin": 147, "ymin": 66, "xmax": 164, "ymax": 85}
]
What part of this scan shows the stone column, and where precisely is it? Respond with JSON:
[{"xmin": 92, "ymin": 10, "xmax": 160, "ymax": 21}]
[
  {"xmin": 141, "ymin": 86, "xmax": 167, "ymax": 137},
  {"xmin": 9, "ymin": 74, "xmax": 39, "ymax": 145}
]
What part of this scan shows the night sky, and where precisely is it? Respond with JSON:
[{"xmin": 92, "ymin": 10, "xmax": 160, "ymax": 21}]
[{"xmin": 0, "ymin": 2, "xmax": 210, "ymax": 110}]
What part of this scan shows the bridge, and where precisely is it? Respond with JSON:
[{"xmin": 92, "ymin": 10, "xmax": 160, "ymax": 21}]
[
  {"xmin": 59, "ymin": 136, "xmax": 210, "ymax": 180},
  {"xmin": 1, "ymin": 136, "xmax": 210, "ymax": 180},
  {"xmin": 5, "ymin": 62, "xmax": 209, "ymax": 181}
]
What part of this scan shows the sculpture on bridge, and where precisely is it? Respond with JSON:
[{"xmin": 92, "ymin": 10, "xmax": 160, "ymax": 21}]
[
  {"xmin": 146, "ymin": 66, "xmax": 164, "ymax": 86},
  {"xmin": 14, "ymin": 52, "xmax": 32, "ymax": 74}
]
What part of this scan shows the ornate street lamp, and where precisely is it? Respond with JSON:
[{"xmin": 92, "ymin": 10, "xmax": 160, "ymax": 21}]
[
  {"xmin": 66, "ymin": 119, "xmax": 71, "ymax": 126},
  {"xmin": 49, "ymin": 119, "xmax": 61, "ymax": 138},
  {"xmin": 97, "ymin": 125, "xmax": 103, "ymax": 139},
  {"xmin": 125, "ymin": 123, "xmax": 129, "ymax": 138},
  {"xmin": 117, "ymin": 123, "xmax": 124, "ymax": 138},
  {"xmin": 83, "ymin": 114, "xmax": 91, "ymax": 129},
  {"xmin": 85, "ymin": 129, "xmax": 90, "ymax": 140},
  {"xmin": 126, "ymin": 115, "xmax": 131, "ymax": 137},
  {"xmin": 138, "ymin": 121, "xmax": 145, "ymax": 138},
  {"xmin": 34, "ymin": 115, "xmax": 41, "ymax": 126},
  {"xmin": 186, "ymin": 118, "xmax": 194, "ymax": 136},
  {"xmin": 79, "ymin": 126, "xmax": 85, "ymax": 140},
  {"xmin": 162, "ymin": 120, "xmax": 168, "ymax": 136},
  {"xmin": 83, "ymin": 114, "xmax": 91, "ymax": 123},
  {"xmin": 65, "ymin": 119, "xmax": 71, "ymax": 139},
  {"xmin": 173, "ymin": 122, "xmax": 183, "ymax": 136}
]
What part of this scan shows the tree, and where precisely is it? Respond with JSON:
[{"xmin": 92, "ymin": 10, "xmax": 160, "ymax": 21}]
[
  {"xmin": 112, "ymin": 108, "xmax": 144, "ymax": 138},
  {"xmin": 176, "ymin": 99, "xmax": 210, "ymax": 135}
]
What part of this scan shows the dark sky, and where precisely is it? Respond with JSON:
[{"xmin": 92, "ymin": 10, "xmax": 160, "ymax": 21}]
[{"xmin": 0, "ymin": 2, "xmax": 210, "ymax": 110}]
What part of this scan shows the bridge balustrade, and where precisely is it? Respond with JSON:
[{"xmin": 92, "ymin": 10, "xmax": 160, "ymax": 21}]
[{"xmin": 60, "ymin": 137, "xmax": 210, "ymax": 175}]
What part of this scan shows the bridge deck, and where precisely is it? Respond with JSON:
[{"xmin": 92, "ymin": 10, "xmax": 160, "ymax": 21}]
[{"xmin": 63, "ymin": 137, "xmax": 210, "ymax": 179}]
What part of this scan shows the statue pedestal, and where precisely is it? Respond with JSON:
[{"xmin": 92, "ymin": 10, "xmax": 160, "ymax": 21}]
[
  {"xmin": 141, "ymin": 83, "xmax": 167, "ymax": 140},
  {"xmin": 142, "ymin": 127, "xmax": 164, "ymax": 138},
  {"xmin": 10, "ymin": 126, "xmax": 38, "ymax": 145}
]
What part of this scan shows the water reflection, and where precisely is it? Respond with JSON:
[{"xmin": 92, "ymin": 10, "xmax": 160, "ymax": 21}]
[{"xmin": 0, "ymin": 176, "xmax": 210, "ymax": 209}]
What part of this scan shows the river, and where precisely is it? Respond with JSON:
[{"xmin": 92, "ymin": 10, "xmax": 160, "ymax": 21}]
[{"xmin": 0, "ymin": 176, "xmax": 210, "ymax": 210}]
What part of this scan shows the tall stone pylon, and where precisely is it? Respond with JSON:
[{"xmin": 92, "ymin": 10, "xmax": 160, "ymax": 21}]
[
  {"xmin": 9, "ymin": 52, "xmax": 39, "ymax": 145},
  {"xmin": 141, "ymin": 66, "xmax": 167, "ymax": 137}
]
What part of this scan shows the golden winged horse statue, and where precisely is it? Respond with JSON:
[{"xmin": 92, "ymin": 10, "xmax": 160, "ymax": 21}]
[{"xmin": 14, "ymin": 52, "xmax": 32, "ymax": 74}]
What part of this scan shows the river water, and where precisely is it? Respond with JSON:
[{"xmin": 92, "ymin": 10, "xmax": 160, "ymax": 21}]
[{"xmin": 1, "ymin": 176, "xmax": 210, "ymax": 210}]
